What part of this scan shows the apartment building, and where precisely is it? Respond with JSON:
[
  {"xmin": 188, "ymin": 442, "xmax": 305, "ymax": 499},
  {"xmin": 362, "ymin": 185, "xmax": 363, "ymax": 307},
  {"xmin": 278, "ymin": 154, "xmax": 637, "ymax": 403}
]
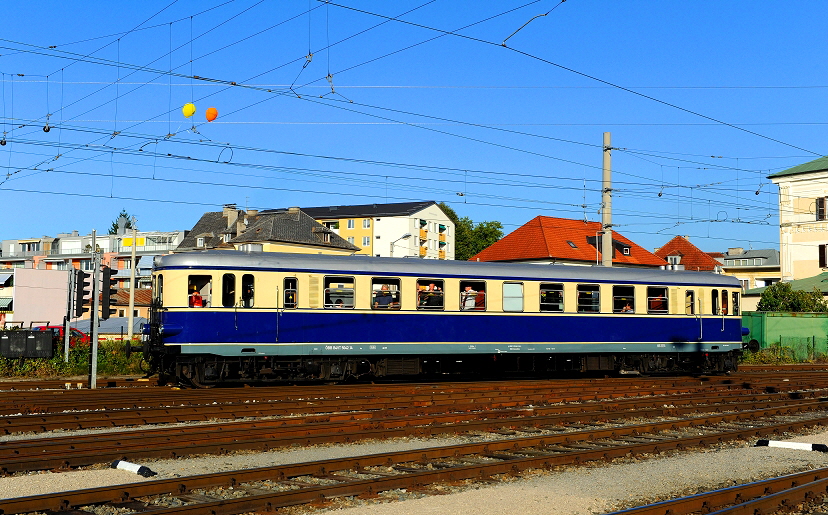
[{"xmin": 302, "ymin": 201, "xmax": 455, "ymax": 259}]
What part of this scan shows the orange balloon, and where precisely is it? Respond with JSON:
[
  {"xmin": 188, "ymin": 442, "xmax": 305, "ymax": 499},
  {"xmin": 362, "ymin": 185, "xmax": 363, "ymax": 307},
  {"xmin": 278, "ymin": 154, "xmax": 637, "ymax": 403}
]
[{"xmin": 205, "ymin": 107, "xmax": 218, "ymax": 122}]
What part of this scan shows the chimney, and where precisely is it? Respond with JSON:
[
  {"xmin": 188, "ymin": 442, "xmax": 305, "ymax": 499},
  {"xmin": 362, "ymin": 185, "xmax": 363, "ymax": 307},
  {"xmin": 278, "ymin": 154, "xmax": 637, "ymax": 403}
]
[
  {"xmin": 223, "ymin": 204, "xmax": 239, "ymax": 229},
  {"xmin": 682, "ymin": 235, "xmax": 690, "ymax": 241},
  {"xmin": 288, "ymin": 206, "xmax": 300, "ymax": 213},
  {"xmin": 246, "ymin": 209, "xmax": 258, "ymax": 217}
]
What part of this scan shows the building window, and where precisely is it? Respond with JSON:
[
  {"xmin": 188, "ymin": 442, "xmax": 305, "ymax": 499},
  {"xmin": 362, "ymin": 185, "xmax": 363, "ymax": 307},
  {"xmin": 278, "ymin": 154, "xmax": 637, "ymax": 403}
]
[
  {"xmin": 577, "ymin": 284, "xmax": 600, "ymax": 313},
  {"xmin": 566, "ymin": 241, "xmax": 577, "ymax": 248},
  {"xmin": 362, "ymin": 236, "xmax": 371, "ymax": 247},
  {"xmin": 118, "ymin": 309, "xmax": 125, "ymax": 317},
  {"xmin": 622, "ymin": 247, "xmax": 630, "ymax": 256},
  {"xmin": 667, "ymin": 255, "xmax": 681, "ymax": 265},
  {"xmin": 223, "ymin": 233, "xmax": 232, "ymax": 243},
  {"xmin": 821, "ymin": 244, "xmax": 828, "ymax": 269},
  {"xmin": 55, "ymin": 261, "xmax": 68, "ymax": 270},
  {"xmin": 502, "ymin": 282, "xmax": 523, "ymax": 312},
  {"xmin": 80, "ymin": 260, "xmax": 95, "ymax": 271},
  {"xmin": 20, "ymin": 242, "xmax": 40, "ymax": 253},
  {"xmin": 347, "ymin": 219, "xmax": 355, "ymax": 229},
  {"xmin": 739, "ymin": 279, "xmax": 749, "ymax": 291},
  {"xmin": 196, "ymin": 237, "xmax": 205, "ymax": 248},
  {"xmin": 363, "ymin": 219, "xmax": 371, "ymax": 229},
  {"xmin": 648, "ymin": 287, "xmax": 668, "ymax": 314},
  {"xmin": 818, "ymin": 197, "xmax": 828, "ymax": 221},
  {"xmin": 347, "ymin": 237, "xmax": 355, "ymax": 245},
  {"xmin": 612, "ymin": 285, "xmax": 635, "ymax": 313},
  {"xmin": 540, "ymin": 283, "xmax": 563, "ymax": 312}
]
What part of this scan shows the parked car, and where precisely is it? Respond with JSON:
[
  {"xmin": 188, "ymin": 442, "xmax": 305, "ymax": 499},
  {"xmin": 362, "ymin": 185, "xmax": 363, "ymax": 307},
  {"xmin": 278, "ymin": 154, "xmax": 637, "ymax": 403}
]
[{"xmin": 31, "ymin": 326, "xmax": 90, "ymax": 346}]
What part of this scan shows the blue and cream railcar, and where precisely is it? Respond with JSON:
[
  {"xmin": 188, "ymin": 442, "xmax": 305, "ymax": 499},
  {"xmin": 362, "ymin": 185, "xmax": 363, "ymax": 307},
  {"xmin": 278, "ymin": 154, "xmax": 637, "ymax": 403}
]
[{"xmin": 141, "ymin": 251, "xmax": 744, "ymax": 385}]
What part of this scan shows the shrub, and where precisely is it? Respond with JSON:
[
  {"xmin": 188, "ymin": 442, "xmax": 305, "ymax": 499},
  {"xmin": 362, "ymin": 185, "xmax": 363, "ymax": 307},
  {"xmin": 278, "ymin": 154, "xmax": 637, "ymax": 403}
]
[{"xmin": 0, "ymin": 340, "xmax": 144, "ymax": 378}]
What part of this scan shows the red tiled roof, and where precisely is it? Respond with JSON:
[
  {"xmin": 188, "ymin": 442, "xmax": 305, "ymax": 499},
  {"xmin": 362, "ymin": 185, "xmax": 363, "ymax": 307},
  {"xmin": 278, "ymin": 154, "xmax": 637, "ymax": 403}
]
[
  {"xmin": 111, "ymin": 288, "xmax": 152, "ymax": 306},
  {"xmin": 654, "ymin": 236, "xmax": 722, "ymax": 271},
  {"xmin": 470, "ymin": 216, "xmax": 667, "ymax": 267}
]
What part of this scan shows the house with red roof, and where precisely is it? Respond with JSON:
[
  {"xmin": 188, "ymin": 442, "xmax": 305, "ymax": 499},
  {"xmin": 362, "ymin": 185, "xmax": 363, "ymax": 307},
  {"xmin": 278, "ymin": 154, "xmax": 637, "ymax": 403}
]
[
  {"xmin": 653, "ymin": 235, "xmax": 723, "ymax": 273},
  {"xmin": 469, "ymin": 216, "xmax": 667, "ymax": 268}
]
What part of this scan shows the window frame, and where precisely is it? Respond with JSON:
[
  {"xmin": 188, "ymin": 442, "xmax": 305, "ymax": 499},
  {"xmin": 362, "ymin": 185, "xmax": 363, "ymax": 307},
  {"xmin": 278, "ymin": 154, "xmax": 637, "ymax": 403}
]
[
  {"xmin": 417, "ymin": 279, "xmax": 444, "ymax": 311},
  {"xmin": 460, "ymin": 280, "xmax": 486, "ymax": 311},
  {"xmin": 283, "ymin": 277, "xmax": 298, "ymax": 309},
  {"xmin": 371, "ymin": 277, "xmax": 401, "ymax": 310},
  {"xmin": 711, "ymin": 289, "xmax": 719, "ymax": 315},
  {"xmin": 576, "ymin": 284, "xmax": 600, "ymax": 313},
  {"xmin": 647, "ymin": 286, "xmax": 669, "ymax": 314},
  {"xmin": 685, "ymin": 290, "xmax": 696, "ymax": 315},
  {"xmin": 612, "ymin": 285, "xmax": 635, "ymax": 313},
  {"xmin": 222, "ymin": 273, "xmax": 236, "ymax": 308},
  {"xmin": 502, "ymin": 282, "xmax": 524, "ymax": 312},
  {"xmin": 347, "ymin": 219, "xmax": 355, "ymax": 229},
  {"xmin": 241, "ymin": 274, "xmax": 255, "ymax": 308},
  {"xmin": 731, "ymin": 291, "xmax": 740, "ymax": 316},
  {"xmin": 324, "ymin": 275, "xmax": 355, "ymax": 309},
  {"xmin": 540, "ymin": 283, "xmax": 564, "ymax": 312},
  {"xmin": 187, "ymin": 274, "xmax": 212, "ymax": 308}
]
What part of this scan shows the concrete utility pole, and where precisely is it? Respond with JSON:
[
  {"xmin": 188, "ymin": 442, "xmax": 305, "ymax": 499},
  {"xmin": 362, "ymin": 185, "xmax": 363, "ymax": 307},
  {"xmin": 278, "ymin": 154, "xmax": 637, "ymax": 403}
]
[
  {"xmin": 89, "ymin": 230, "xmax": 99, "ymax": 389},
  {"xmin": 601, "ymin": 132, "xmax": 613, "ymax": 267},
  {"xmin": 63, "ymin": 270, "xmax": 73, "ymax": 362},
  {"xmin": 127, "ymin": 218, "xmax": 137, "ymax": 341}
]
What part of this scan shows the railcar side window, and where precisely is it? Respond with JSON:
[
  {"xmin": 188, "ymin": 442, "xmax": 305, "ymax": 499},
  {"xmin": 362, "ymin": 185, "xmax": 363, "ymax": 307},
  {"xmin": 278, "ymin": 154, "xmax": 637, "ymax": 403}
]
[
  {"xmin": 222, "ymin": 274, "xmax": 236, "ymax": 307},
  {"xmin": 460, "ymin": 280, "xmax": 486, "ymax": 311},
  {"xmin": 711, "ymin": 289, "xmax": 719, "ymax": 315},
  {"xmin": 187, "ymin": 275, "xmax": 212, "ymax": 308},
  {"xmin": 417, "ymin": 279, "xmax": 444, "ymax": 310},
  {"xmin": 324, "ymin": 276, "xmax": 355, "ymax": 309},
  {"xmin": 647, "ymin": 287, "xmax": 668, "ymax": 314},
  {"xmin": 284, "ymin": 278, "xmax": 298, "ymax": 309},
  {"xmin": 540, "ymin": 283, "xmax": 564, "ymax": 312},
  {"xmin": 502, "ymin": 282, "xmax": 523, "ymax": 312},
  {"xmin": 721, "ymin": 290, "xmax": 729, "ymax": 315},
  {"xmin": 242, "ymin": 274, "xmax": 255, "ymax": 308},
  {"xmin": 732, "ymin": 291, "xmax": 740, "ymax": 316},
  {"xmin": 576, "ymin": 284, "xmax": 600, "ymax": 313},
  {"xmin": 372, "ymin": 278, "xmax": 401, "ymax": 310},
  {"xmin": 685, "ymin": 290, "xmax": 696, "ymax": 315},
  {"xmin": 612, "ymin": 285, "xmax": 635, "ymax": 313},
  {"xmin": 154, "ymin": 274, "xmax": 163, "ymax": 304}
]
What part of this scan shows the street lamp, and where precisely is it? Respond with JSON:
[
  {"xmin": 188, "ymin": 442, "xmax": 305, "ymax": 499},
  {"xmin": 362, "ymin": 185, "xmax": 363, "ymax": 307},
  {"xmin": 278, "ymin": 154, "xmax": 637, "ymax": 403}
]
[{"xmin": 390, "ymin": 233, "xmax": 412, "ymax": 257}]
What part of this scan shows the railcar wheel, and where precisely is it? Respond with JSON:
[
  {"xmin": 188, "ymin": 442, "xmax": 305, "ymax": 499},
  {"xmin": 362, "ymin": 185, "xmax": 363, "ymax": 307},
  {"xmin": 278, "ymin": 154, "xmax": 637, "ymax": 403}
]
[{"xmin": 189, "ymin": 363, "xmax": 215, "ymax": 389}]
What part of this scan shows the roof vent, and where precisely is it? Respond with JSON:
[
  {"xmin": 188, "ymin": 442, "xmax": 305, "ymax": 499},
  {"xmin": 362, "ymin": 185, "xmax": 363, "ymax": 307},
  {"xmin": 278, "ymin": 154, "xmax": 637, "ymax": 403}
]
[{"xmin": 566, "ymin": 241, "xmax": 577, "ymax": 248}]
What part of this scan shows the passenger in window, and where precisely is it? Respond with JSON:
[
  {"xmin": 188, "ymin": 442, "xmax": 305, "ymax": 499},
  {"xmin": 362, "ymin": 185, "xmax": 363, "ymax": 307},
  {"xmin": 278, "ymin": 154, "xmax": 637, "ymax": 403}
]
[
  {"xmin": 189, "ymin": 287, "xmax": 204, "ymax": 308},
  {"xmin": 374, "ymin": 284, "xmax": 397, "ymax": 309},
  {"xmin": 335, "ymin": 299, "xmax": 344, "ymax": 308},
  {"xmin": 621, "ymin": 302, "xmax": 633, "ymax": 312},
  {"xmin": 461, "ymin": 285, "xmax": 477, "ymax": 310},
  {"xmin": 422, "ymin": 283, "xmax": 442, "ymax": 307}
]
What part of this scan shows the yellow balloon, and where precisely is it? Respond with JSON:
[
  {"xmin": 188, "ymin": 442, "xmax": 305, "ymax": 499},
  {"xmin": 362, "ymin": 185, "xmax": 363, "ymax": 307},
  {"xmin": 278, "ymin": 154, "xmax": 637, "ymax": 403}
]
[{"xmin": 182, "ymin": 103, "xmax": 196, "ymax": 118}]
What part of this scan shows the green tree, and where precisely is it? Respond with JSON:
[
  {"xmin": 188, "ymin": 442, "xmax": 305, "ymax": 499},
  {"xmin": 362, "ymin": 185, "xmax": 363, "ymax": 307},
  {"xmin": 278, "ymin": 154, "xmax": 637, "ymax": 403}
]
[
  {"xmin": 108, "ymin": 209, "xmax": 134, "ymax": 235},
  {"xmin": 439, "ymin": 202, "xmax": 504, "ymax": 261},
  {"xmin": 756, "ymin": 282, "xmax": 828, "ymax": 312}
]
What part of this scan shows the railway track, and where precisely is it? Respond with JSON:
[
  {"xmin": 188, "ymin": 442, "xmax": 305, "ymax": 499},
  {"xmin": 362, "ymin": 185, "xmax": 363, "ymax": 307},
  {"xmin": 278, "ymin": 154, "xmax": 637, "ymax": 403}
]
[
  {"xmin": 3, "ymin": 372, "xmax": 828, "ymax": 514},
  {"xmin": 2, "ymin": 406, "xmax": 827, "ymax": 514}
]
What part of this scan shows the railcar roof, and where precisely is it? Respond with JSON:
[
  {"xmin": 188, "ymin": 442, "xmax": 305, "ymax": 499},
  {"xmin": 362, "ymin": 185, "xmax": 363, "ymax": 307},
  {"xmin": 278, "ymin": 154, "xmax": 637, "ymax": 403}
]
[{"xmin": 156, "ymin": 250, "xmax": 741, "ymax": 287}]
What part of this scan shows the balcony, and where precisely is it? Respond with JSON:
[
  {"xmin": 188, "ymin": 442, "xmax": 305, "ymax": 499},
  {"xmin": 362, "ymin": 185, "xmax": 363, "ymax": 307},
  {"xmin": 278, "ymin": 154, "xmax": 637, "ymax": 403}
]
[
  {"xmin": 439, "ymin": 233, "xmax": 446, "ymax": 242},
  {"xmin": 439, "ymin": 250, "xmax": 446, "ymax": 260},
  {"xmin": 419, "ymin": 247, "xmax": 427, "ymax": 257},
  {"xmin": 419, "ymin": 228, "xmax": 427, "ymax": 240}
]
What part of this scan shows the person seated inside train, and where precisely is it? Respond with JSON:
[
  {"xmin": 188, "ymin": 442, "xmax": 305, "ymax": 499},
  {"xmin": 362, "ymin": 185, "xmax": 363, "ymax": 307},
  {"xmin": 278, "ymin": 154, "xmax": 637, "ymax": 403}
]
[
  {"xmin": 420, "ymin": 283, "xmax": 443, "ymax": 308},
  {"xmin": 461, "ymin": 285, "xmax": 477, "ymax": 310},
  {"xmin": 189, "ymin": 287, "xmax": 204, "ymax": 308},
  {"xmin": 373, "ymin": 284, "xmax": 398, "ymax": 309},
  {"xmin": 334, "ymin": 299, "xmax": 344, "ymax": 308},
  {"xmin": 621, "ymin": 302, "xmax": 633, "ymax": 313}
]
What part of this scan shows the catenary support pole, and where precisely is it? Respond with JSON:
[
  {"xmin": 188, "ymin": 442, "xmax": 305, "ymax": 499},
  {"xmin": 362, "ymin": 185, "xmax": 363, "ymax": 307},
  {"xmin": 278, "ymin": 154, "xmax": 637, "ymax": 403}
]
[
  {"xmin": 89, "ymin": 230, "xmax": 99, "ymax": 389},
  {"xmin": 601, "ymin": 132, "xmax": 613, "ymax": 267},
  {"xmin": 127, "ymin": 218, "xmax": 137, "ymax": 341},
  {"xmin": 63, "ymin": 268, "xmax": 73, "ymax": 362}
]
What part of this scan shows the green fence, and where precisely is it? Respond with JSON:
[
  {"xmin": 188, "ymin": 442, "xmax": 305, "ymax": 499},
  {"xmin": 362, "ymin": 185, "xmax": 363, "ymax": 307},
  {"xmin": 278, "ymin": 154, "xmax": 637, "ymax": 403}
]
[{"xmin": 742, "ymin": 311, "xmax": 828, "ymax": 361}]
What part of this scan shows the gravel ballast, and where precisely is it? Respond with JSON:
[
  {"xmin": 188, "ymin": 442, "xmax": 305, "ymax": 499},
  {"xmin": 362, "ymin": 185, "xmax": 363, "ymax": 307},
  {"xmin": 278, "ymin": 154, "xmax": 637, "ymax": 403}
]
[{"xmin": 2, "ymin": 428, "xmax": 828, "ymax": 514}]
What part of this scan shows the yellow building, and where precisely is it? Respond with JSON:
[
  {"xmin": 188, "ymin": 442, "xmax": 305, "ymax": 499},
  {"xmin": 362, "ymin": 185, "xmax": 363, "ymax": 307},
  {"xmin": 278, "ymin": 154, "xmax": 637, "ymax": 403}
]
[
  {"xmin": 770, "ymin": 157, "xmax": 828, "ymax": 281},
  {"xmin": 303, "ymin": 201, "xmax": 455, "ymax": 259}
]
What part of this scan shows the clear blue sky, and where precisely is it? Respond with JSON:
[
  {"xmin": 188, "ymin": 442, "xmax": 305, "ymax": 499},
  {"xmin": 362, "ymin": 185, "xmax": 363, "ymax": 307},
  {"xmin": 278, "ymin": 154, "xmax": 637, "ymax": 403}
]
[{"xmin": 1, "ymin": 1, "xmax": 825, "ymax": 253}]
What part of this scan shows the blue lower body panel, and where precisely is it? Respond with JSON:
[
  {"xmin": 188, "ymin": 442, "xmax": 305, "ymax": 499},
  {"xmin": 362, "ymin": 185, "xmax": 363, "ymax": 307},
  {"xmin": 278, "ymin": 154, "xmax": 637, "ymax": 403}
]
[{"xmin": 159, "ymin": 310, "xmax": 742, "ymax": 357}]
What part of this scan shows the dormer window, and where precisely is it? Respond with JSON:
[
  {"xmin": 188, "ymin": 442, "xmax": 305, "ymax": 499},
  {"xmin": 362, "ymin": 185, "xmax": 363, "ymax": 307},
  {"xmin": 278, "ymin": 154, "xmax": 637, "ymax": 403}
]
[
  {"xmin": 566, "ymin": 241, "xmax": 577, "ymax": 248},
  {"xmin": 622, "ymin": 247, "xmax": 630, "ymax": 256},
  {"xmin": 223, "ymin": 234, "xmax": 232, "ymax": 243},
  {"xmin": 667, "ymin": 255, "xmax": 681, "ymax": 265},
  {"xmin": 196, "ymin": 237, "xmax": 205, "ymax": 248}
]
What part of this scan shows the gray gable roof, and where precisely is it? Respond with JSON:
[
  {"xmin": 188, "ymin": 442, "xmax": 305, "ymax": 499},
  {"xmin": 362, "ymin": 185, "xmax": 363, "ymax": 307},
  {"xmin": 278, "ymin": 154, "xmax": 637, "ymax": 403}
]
[
  {"xmin": 722, "ymin": 249, "xmax": 780, "ymax": 266},
  {"xmin": 232, "ymin": 209, "xmax": 358, "ymax": 251},
  {"xmin": 296, "ymin": 201, "xmax": 438, "ymax": 219},
  {"xmin": 176, "ymin": 211, "xmax": 230, "ymax": 250}
]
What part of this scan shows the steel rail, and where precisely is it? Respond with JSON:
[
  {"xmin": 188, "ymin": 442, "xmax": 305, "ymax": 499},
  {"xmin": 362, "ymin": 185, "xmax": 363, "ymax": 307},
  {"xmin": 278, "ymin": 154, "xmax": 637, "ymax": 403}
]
[{"xmin": 3, "ymin": 411, "xmax": 828, "ymax": 514}]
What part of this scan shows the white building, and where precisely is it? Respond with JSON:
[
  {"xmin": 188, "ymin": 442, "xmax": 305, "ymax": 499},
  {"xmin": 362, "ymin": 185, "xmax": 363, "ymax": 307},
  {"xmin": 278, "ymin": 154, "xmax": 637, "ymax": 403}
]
[{"xmin": 0, "ymin": 269, "xmax": 69, "ymax": 327}]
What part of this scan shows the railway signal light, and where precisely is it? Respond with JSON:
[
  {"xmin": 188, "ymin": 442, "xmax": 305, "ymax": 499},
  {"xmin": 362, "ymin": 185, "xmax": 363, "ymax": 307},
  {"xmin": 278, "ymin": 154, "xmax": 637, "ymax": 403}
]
[
  {"xmin": 100, "ymin": 266, "xmax": 118, "ymax": 320},
  {"xmin": 74, "ymin": 270, "xmax": 91, "ymax": 318}
]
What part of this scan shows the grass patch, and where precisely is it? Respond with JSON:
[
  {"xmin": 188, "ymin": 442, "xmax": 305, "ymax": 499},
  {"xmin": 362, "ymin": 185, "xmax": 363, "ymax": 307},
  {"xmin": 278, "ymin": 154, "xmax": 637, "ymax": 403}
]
[{"xmin": 0, "ymin": 340, "xmax": 144, "ymax": 378}]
